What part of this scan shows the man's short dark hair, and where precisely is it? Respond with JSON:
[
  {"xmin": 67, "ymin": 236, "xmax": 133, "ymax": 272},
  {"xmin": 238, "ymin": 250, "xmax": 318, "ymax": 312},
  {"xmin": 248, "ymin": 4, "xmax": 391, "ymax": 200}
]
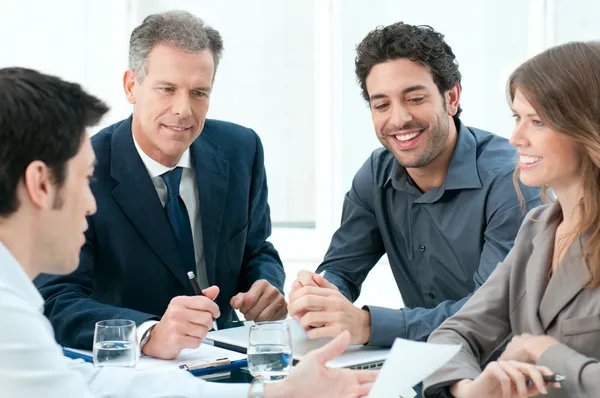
[
  {"xmin": 355, "ymin": 22, "xmax": 462, "ymax": 118},
  {"xmin": 0, "ymin": 67, "xmax": 109, "ymax": 216}
]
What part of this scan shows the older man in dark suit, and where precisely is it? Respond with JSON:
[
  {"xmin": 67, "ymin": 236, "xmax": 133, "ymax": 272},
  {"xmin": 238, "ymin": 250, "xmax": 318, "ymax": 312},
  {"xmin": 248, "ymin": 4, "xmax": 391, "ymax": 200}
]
[{"xmin": 36, "ymin": 10, "xmax": 286, "ymax": 360}]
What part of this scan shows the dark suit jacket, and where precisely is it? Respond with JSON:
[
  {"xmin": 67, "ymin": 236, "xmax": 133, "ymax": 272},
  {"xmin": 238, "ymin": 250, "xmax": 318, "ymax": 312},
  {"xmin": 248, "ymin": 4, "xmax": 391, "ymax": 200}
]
[
  {"xmin": 36, "ymin": 117, "xmax": 285, "ymax": 349},
  {"xmin": 424, "ymin": 203, "xmax": 600, "ymax": 397}
]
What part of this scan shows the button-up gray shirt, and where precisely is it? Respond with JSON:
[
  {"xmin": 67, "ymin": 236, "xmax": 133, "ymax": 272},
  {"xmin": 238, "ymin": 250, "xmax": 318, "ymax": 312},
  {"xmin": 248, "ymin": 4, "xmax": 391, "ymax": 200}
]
[{"xmin": 317, "ymin": 120, "xmax": 542, "ymax": 347}]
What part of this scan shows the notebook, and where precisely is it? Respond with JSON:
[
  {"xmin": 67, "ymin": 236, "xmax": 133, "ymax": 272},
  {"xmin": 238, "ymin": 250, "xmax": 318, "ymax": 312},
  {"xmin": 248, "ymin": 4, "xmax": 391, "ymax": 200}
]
[
  {"xmin": 63, "ymin": 342, "xmax": 247, "ymax": 377},
  {"xmin": 206, "ymin": 319, "xmax": 390, "ymax": 370}
]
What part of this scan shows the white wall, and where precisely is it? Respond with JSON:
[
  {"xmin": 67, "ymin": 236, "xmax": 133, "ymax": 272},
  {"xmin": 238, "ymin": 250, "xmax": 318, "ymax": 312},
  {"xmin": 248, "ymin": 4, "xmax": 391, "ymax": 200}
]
[
  {"xmin": 336, "ymin": 0, "xmax": 531, "ymax": 193},
  {"xmin": 0, "ymin": 0, "xmax": 131, "ymax": 130}
]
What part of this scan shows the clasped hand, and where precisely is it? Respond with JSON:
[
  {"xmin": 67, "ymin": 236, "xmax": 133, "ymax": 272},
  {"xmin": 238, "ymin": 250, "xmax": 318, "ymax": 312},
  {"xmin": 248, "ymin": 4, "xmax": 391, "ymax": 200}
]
[{"xmin": 289, "ymin": 270, "xmax": 371, "ymax": 345}]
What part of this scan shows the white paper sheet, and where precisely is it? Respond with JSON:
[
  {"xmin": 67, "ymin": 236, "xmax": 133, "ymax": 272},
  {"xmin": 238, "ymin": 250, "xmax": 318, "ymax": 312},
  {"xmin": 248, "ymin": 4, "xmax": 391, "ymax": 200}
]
[{"xmin": 368, "ymin": 338, "xmax": 461, "ymax": 398}]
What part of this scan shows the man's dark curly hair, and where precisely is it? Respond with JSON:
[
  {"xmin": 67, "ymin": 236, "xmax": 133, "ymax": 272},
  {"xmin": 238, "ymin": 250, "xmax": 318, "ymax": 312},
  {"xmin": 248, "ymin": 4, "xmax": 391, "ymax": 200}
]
[{"xmin": 355, "ymin": 22, "xmax": 462, "ymax": 118}]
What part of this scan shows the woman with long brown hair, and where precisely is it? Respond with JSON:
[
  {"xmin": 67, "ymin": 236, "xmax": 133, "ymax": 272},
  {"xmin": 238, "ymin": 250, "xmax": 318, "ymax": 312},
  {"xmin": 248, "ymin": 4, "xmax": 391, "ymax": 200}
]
[{"xmin": 423, "ymin": 40, "xmax": 600, "ymax": 398}]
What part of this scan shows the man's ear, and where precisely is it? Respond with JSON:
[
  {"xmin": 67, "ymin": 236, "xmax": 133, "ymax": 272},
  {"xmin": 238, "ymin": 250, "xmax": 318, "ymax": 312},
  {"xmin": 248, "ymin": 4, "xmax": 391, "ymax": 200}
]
[
  {"xmin": 22, "ymin": 161, "xmax": 56, "ymax": 210},
  {"xmin": 445, "ymin": 83, "xmax": 461, "ymax": 117},
  {"xmin": 123, "ymin": 69, "xmax": 137, "ymax": 105}
]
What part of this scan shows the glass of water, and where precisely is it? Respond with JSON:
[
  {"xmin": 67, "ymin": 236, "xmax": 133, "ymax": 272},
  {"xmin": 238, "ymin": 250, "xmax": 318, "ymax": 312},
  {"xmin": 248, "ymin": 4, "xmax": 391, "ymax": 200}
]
[
  {"xmin": 248, "ymin": 321, "xmax": 293, "ymax": 382},
  {"xmin": 93, "ymin": 319, "xmax": 137, "ymax": 368}
]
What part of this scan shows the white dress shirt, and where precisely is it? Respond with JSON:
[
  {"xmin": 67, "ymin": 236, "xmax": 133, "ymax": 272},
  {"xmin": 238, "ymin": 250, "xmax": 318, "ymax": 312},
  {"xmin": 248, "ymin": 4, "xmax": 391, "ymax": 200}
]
[
  {"xmin": 132, "ymin": 136, "xmax": 207, "ymax": 288},
  {"xmin": 0, "ymin": 242, "xmax": 249, "ymax": 398},
  {"xmin": 133, "ymin": 137, "xmax": 212, "ymax": 342}
]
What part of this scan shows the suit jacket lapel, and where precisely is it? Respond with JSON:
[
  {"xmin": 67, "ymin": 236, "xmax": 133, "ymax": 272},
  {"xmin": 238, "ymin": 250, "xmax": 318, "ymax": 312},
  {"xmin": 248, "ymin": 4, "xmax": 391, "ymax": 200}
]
[
  {"xmin": 539, "ymin": 233, "xmax": 591, "ymax": 330},
  {"xmin": 109, "ymin": 118, "xmax": 190, "ymax": 291},
  {"xmin": 525, "ymin": 202, "xmax": 561, "ymax": 334},
  {"xmin": 190, "ymin": 132, "xmax": 229, "ymax": 286}
]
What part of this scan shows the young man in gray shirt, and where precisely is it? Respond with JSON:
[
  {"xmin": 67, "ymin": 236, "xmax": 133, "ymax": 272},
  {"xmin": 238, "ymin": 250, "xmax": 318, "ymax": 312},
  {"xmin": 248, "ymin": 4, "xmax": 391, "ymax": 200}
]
[{"xmin": 289, "ymin": 22, "xmax": 541, "ymax": 349}]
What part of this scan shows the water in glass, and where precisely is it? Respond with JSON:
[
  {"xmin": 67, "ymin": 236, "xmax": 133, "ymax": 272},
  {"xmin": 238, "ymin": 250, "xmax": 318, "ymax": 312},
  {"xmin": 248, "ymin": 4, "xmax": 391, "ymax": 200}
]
[
  {"xmin": 93, "ymin": 319, "xmax": 137, "ymax": 368},
  {"xmin": 248, "ymin": 321, "xmax": 292, "ymax": 382},
  {"xmin": 93, "ymin": 340, "xmax": 137, "ymax": 367},
  {"xmin": 248, "ymin": 344, "xmax": 292, "ymax": 381}
]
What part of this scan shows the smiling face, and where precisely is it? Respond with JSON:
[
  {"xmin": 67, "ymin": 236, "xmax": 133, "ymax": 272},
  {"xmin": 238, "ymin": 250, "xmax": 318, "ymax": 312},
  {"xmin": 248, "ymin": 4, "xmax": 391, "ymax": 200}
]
[
  {"xmin": 366, "ymin": 58, "xmax": 459, "ymax": 169},
  {"xmin": 510, "ymin": 89, "xmax": 582, "ymax": 191},
  {"xmin": 124, "ymin": 43, "xmax": 215, "ymax": 167}
]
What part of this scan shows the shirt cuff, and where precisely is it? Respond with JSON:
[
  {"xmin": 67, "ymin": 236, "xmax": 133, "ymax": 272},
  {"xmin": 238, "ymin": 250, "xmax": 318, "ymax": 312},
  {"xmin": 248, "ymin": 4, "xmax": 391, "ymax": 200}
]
[
  {"xmin": 363, "ymin": 305, "xmax": 407, "ymax": 347},
  {"xmin": 137, "ymin": 320, "xmax": 159, "ymax": 348},
  {"xmin": 320, "ymin": 270, "xmax": 352, "ymax": 301},
  {"xmin": 537, "ymin": 342, "xmax": 597, "ymax": 379}
]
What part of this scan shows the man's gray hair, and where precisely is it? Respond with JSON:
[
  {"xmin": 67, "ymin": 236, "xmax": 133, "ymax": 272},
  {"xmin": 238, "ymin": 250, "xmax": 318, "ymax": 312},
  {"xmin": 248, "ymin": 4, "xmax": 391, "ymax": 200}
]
[{"xmin": 129, "ymin": 10, "xmax": 224, "ymax": 81}]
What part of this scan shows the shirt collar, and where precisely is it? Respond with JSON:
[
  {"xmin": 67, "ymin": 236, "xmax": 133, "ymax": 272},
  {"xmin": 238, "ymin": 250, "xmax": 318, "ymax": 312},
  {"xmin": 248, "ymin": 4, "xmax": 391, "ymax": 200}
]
[
  {"xmin": 133, "ymin": 134, "xmax": 192, "ymax": 178},
  {"xmin": 0, "ymin": 241, "xmax": 45, "ymax": 312},
  {"xmin": 385, "ymin": 119, "xmax": 482, "ymax": 193}
]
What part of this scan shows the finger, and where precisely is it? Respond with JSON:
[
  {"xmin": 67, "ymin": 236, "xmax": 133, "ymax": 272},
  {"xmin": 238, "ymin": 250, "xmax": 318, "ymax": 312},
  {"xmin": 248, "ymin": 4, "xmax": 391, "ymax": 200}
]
[
  {"xmin": 496, "ymin": 361, "xmax": 529, "ymax": 397},
  {"xmin": 508, "ymin": 361, "xmax": 549, "ymax": 395},
  {"xmin": 353, "ymin": 369, "xmax": 379, "ymax": 384},
  {"xmin": 201, "ymin": 285, "xmax": 219, "ymax": 300},
  {"xmin": 244, "ymin": 288, "xmax": 278, "ymax": 320},
  {"xmin": 356, "ymin": 381, "xmax": 376, "ymax": 397},
  {"xmin": 310, "ymin": 330, "xmax": 350, "ymax": 365},
  {"xmin": 288, "ymin": 286, "xmax": 338, "ymax": 315},
  {"xmin": 230, "ymin": 293, "xmax": 244, "ymax": 309},
  {"xmin": 298, "ymin": 311, "xmax": 336, "ymax": 330},
  {"xmin": 288, "ymin": 280, "xmax": 304, "ymax": 302},
  {"xmin": 295, "ymin": 285, "xmax": 340, "ymax": 298},
  {"xmin": 179, "ymin": 296, "xmax": 221, "ymax": 318},
  {"xmin": 288, "ymin": 294, "xmax": 330, "ymax": 316},
  {"xmin": 484, "ymin": 362, "xmax": 512, "ymax": 398},
  {"xmin": 535, "ymin": 365, "xmax": 554, "ymax": 376},
  {"xmin": 179, "ymin": 307, "xmax": 215, "ymax": 327},
  {"xmin": 173, "ymin": 334, "xmax": 202, "ymax": 351},
  {"xmin": 312, "ymin": 273, "xmax": 338, "ymax": 290},
  {"xmin": 167, "ymin": 298, "xmax": 219, "ymax": 321},
  {"xmin": 253, "ymin": 302, "xmax": 281, "ymax": 322},
  {"xmin": 240, "ymin": 280, "xmax": 269, "ymax": 313},
  {"xmin": 181, "ymin": 322, "xmax": 210, "ymax": 339},
  {"xmin": 250, "ymin": 291, "xmax": 285, "ymax": 321},
  {"xmin": 307, "ymin": 324, "xmax": 343, "ymax": 340},
  {"xmin": 297, "ymin": 270, "xmax": 319, "ymax": 287},
  {"xmin": 272, "ymin": 303, "xmax": 288, "ymax": 320}
]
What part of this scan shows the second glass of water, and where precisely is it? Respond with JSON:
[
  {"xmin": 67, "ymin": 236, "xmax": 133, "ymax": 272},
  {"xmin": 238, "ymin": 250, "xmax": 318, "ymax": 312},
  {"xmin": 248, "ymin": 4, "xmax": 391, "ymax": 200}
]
[
  {"xmin": 248, "ymin": 321, "xmax": 292, "ymax": 382},
  {"xmin": 93, "ymin": 319, "xmax": 137, "ymax": 368}
]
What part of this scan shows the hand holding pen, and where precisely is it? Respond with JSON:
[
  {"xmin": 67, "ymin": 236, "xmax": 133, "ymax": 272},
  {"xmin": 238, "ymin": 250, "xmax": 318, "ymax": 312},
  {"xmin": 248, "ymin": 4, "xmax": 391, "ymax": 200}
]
[
  {"xmin": 188, "ymin": 271, "xmax": 219, "ymax": 329},
  {"xmin": 140, "ymin": 274, "xmax": 220, "ymax": 360},
  {"xmin": 451, "ymin": 361, "xmax": 562, "ymax": 397}
]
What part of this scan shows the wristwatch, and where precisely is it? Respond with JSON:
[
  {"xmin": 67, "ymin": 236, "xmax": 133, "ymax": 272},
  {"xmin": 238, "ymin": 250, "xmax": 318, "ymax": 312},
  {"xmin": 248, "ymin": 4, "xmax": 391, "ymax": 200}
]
[
  {"xmin": 139, "ymin": 324, "xmax": 155, "ymax": 352},
  {"xmin": 249, "ymin": 379, "xmax": 265, "ymax": 398}
]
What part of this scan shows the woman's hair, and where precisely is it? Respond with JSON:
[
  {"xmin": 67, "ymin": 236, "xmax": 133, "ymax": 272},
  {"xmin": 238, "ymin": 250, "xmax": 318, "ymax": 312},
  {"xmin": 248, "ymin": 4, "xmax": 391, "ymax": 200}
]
[{"xmin": 508, "ymin": 41, "xmax": 600, "ymax": 288}]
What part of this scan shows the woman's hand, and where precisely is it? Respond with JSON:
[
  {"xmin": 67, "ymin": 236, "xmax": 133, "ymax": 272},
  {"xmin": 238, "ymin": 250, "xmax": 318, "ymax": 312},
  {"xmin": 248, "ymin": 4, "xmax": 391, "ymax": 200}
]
[{"xmin": 450, "ymin": 360, "xmax": 558, "ymax": 398}]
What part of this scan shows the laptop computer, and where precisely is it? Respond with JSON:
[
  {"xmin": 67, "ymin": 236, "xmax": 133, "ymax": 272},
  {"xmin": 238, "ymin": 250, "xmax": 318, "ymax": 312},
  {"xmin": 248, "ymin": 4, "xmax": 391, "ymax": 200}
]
[{"xmin": 206, "ymin": 319, "xmax": 389, "ymax": 369}]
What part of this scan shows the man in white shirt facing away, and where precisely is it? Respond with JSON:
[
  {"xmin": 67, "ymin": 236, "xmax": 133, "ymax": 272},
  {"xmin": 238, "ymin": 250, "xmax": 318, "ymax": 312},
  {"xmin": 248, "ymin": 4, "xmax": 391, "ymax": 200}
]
[{"xmin": 0, "ymin": 67, "xmax": 377, "ymax": 397}]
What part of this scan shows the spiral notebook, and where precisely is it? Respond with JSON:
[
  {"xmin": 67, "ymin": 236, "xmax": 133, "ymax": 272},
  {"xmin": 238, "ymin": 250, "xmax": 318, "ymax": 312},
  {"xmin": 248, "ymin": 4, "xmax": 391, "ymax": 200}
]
[{"xmin": 63, "ymin": 342, "xmax": 247, "ymax": 377}]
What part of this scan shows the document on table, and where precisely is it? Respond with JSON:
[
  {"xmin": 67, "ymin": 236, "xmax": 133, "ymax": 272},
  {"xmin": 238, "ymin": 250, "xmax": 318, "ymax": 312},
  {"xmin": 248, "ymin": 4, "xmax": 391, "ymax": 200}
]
[
  {"xmin": 64, "ymin": 343, "xmax": 246, "ymax": 374},
  {"xmin": 136, "ymin": 343, "xmax": 246, "ymax": 371},
  {"xmin": 368, "ymin": 338, "xmax": 461, "ymax": 398}
]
